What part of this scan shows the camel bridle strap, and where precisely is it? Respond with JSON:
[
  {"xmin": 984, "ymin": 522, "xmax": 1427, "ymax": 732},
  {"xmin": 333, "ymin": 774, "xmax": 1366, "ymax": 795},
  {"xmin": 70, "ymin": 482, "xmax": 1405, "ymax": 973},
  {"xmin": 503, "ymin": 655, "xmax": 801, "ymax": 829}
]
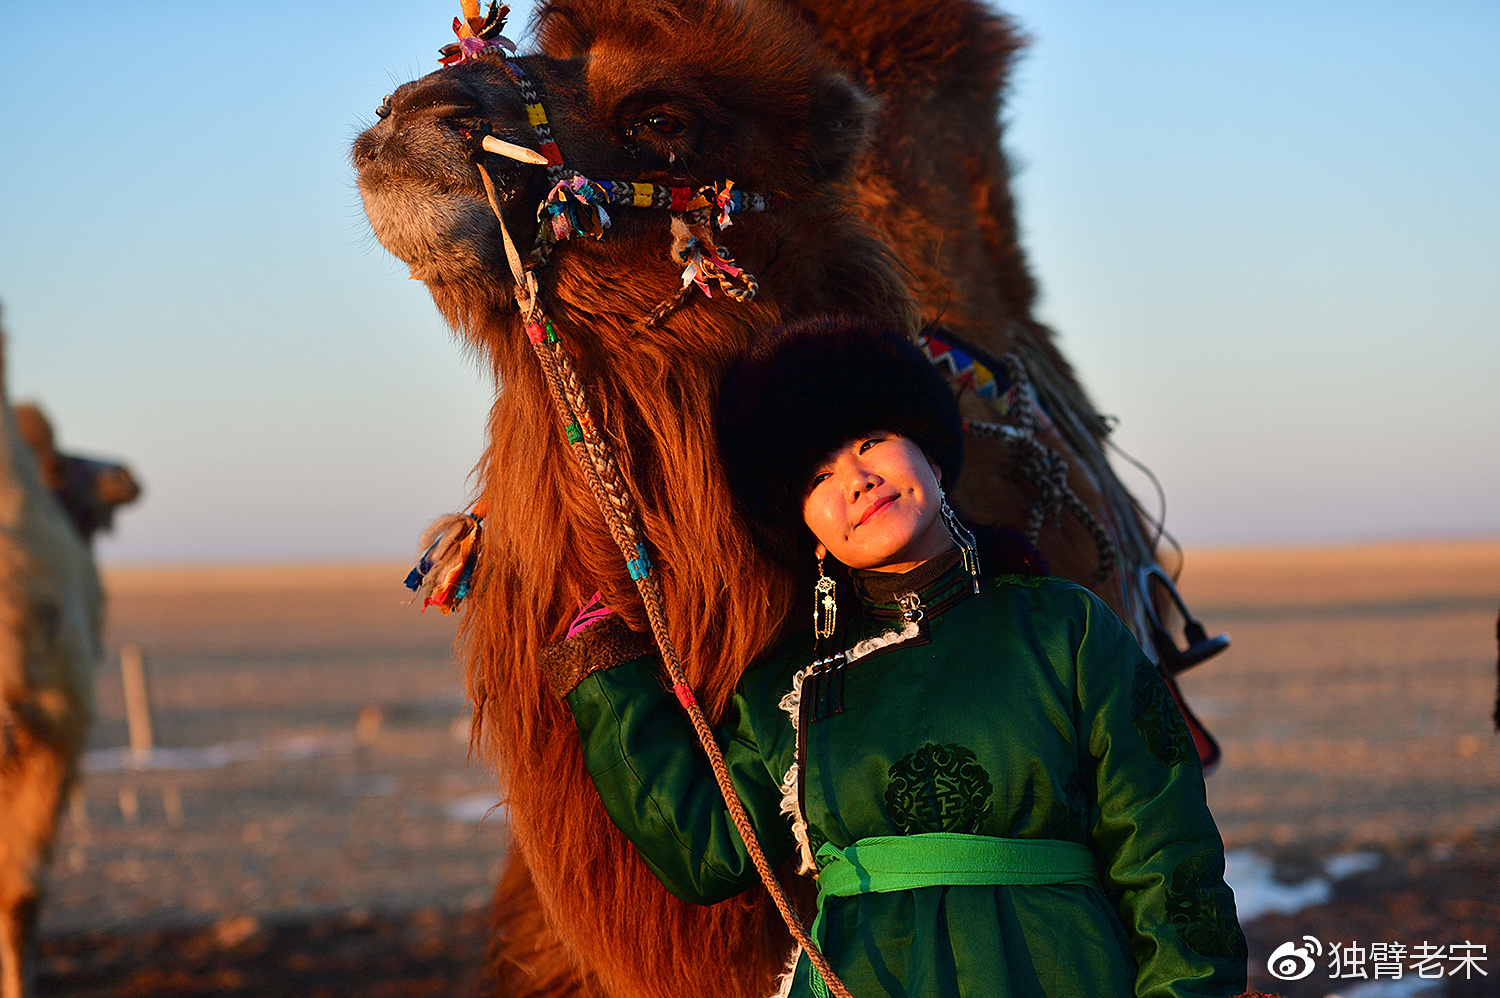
[
  {"xmin": 466, "ymin": 57, "xmax": 856, "ymax": 998},
  {"xmin": 489, "ymin": 60, "xmax": 778, "ymax": 309}
]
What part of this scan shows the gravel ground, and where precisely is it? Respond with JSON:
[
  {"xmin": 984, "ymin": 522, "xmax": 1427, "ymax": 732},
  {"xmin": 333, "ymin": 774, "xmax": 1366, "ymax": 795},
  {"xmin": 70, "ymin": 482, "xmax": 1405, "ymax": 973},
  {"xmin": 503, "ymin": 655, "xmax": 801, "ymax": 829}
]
[
  {"xmin": 30, "ymin": 547, "xmax": 1500, "ymax": 997},
  {"xmin": 39, "ymin": 566, "xmax": 508, "ymax": 938},
  {"xmin": 34, "ymin": 831, "xmax": 1500, "ymax": 997}
]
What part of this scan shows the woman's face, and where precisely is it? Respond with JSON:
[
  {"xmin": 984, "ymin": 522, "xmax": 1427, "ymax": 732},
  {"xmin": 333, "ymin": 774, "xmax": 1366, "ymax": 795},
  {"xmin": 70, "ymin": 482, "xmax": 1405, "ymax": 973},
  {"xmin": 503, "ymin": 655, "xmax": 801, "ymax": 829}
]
[{"xmin": 801, "ymin": 433, "xmax": 954, "ymax": 573}]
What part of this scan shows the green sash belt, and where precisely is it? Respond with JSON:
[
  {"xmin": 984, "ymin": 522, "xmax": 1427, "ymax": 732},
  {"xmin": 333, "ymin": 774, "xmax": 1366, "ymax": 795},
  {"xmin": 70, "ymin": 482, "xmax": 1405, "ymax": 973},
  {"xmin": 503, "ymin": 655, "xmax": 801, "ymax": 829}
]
[
  {"xmin": 815, "ymin": 833, "xmax": 1096, "ymax": 899},
  {"xmin": 805, "ymin": 834, "xmax": 1097, "ymax": 998}
]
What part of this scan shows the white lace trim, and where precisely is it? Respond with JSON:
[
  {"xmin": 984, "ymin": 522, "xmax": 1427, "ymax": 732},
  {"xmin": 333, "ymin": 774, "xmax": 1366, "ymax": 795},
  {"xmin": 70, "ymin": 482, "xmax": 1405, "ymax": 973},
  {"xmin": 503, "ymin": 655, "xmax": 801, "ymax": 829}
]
[
  {"xmin": 777, "ymin": 663, "xmax": 819, "ymax": 874},
  {"xmin": 847, "ymin": 618, "xmax": 920, "ymax": 663},
  {"xmin": 767, "ymin": 945, "xmax": 802, "ymax": 998}
]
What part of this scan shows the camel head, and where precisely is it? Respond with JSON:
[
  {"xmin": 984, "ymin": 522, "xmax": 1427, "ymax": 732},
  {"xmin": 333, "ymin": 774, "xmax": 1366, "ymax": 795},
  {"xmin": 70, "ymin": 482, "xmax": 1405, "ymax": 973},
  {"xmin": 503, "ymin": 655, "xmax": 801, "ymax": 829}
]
[
  {"xmin": 14, "ymin": 403, "xmax": 142, "ymax": 542},
  {"xmin": 353, "ymin": 0, "xmax": 917, "ymax": 360}
]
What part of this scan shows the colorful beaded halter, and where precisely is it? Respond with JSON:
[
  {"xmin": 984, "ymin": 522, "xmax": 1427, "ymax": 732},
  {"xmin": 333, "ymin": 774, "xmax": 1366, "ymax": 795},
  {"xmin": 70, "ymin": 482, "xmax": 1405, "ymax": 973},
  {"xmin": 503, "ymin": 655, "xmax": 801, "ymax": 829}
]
[{"xmin": 440, "ymin": 1, "xmax": 782, "ymax": 302}]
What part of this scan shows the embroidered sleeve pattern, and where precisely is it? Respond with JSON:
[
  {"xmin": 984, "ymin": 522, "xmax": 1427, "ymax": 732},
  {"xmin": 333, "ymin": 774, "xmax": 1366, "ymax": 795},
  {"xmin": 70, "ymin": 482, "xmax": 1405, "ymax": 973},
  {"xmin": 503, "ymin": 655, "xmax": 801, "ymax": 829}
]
[{"xmin": 1072, "ymin": 588, "xmax": 1249, "ymax": 997}]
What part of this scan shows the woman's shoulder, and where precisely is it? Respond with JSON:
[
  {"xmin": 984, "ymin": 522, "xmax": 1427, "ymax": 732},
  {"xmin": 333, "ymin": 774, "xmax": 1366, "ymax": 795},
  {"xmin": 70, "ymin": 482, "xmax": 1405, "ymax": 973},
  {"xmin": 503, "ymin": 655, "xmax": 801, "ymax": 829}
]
[
  {"xmin": 983, "ymin": 571, "xmax": 1101, "ymax": 609},
  {"xmin": 972, "ymin": 573, "xmax": 1130, "ymax": 646},
  {"xmin": 979, "ymin": 572, "xmax": 1148, "ymax": 676}
]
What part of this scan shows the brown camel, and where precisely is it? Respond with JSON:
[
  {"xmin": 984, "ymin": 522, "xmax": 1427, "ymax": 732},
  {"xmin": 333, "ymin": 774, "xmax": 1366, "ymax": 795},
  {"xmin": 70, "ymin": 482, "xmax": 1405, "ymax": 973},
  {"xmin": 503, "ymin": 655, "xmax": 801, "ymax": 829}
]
[
  {"xmin": 0, "ymin": 315, "xmax": 108, "ymax": 998},
  {"xmin": 355, "ymin": 2, "xmax": 1229, "ymax": 996}
]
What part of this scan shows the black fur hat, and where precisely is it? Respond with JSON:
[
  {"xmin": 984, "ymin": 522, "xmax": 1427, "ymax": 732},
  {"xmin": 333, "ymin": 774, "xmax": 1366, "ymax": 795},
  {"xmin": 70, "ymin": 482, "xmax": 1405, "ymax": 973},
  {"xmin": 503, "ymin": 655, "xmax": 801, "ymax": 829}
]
[{"xmin": 717, "ymin": 315, "xmax": 963, "ymax": 566}]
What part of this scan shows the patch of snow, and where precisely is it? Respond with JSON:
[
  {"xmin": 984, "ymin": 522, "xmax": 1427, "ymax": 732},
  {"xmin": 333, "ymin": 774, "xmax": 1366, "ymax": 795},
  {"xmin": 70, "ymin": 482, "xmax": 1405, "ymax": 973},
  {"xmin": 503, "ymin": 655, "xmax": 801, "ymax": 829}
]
[
  {"xmin": 1224, "ymin": 849, "xmax": 1331, "ymax": 922},
  {"xmin": 1324, "ymin": 976, "xmax": 1444, "ymax": 998},
  {"xmin": 83, "ymin": 732, "xmax": 360, "ymax": 772},
  {"xmin": 1324, "ymin": 850, "xmax": 1382, "ymax": 880},
  {"xmin": 1225, "ymin": 847, "xmax": 1388, "ymax": 924}
]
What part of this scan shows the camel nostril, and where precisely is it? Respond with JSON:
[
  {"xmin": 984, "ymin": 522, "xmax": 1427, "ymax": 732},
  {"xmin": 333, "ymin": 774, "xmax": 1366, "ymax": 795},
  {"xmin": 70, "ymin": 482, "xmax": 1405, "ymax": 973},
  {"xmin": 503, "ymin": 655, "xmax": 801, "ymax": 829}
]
[{"xmin": 376, "ymin": 94, "xmax": 393, "ymax": 119}]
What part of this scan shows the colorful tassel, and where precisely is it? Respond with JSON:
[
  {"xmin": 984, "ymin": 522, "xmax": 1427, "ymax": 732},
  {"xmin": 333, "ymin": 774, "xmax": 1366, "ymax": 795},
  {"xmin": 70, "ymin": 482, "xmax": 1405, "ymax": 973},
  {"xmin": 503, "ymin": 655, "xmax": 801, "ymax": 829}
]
[
  {"xmin": 539, "ymin": 176, "xmax": 613, "ymax": 241},
  {"xmin": 670, "ymin": 215, "xmax": 757, "ymax": 301},
  {"xmin": 438, "ymin": 2, "xmax": 516, "ymax": 65},
  {"xmin": 404, "ymin": 512, "xmax": 484, "ymax": 614},
  {"xmin": 715, "ymin": 179, "xmax": 737, "ymax": 229}
]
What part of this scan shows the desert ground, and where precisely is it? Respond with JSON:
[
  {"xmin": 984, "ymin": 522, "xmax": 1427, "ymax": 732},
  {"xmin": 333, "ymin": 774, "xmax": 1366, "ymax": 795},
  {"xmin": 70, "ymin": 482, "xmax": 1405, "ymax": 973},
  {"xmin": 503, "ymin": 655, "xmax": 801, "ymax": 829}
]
[{"xmin": 31, "ymin": 541, "xmax": 1500, "ymax": 997}]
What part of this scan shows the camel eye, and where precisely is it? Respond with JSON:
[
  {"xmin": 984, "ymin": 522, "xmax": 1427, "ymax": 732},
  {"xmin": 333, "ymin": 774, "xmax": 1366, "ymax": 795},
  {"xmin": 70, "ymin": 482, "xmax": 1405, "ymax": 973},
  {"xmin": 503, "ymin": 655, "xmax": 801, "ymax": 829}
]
[{"xmin": 644, "ymin": 113, "xmax": 685, "ymax": 136}]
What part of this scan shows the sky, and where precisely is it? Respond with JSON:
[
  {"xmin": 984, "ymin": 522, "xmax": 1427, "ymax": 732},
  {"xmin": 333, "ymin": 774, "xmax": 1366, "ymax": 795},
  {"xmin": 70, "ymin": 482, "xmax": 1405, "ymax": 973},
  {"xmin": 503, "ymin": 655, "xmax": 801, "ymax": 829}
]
[{"xmin": 0, "ymin": 1, "xmax": 1495, "ymax": 565}]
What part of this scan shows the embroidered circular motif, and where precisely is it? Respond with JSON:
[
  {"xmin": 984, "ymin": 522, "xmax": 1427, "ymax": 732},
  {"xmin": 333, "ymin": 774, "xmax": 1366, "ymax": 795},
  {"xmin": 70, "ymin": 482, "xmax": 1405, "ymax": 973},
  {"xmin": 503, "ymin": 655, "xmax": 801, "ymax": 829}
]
[
  {"xmin": 1131, "ymin": 660, "xmax": 1198, "ymax": 768},
  {"xmin": 1037, "ymin": 766, "xmax": 1091, "ymax": 843},
  {"xmin": 1165, "ymin": 850, "xmax": 1248, "ymax": 960},
  {"xmin": 884, "ymin": 742, "xmax": 994, "ymax": 835}
]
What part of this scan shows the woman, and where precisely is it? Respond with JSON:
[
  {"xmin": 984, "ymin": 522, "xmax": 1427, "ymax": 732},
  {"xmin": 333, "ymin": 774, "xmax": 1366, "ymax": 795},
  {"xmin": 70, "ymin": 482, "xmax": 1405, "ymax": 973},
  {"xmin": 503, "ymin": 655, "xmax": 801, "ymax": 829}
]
[{"xmin": 545, "ymin": 317, "xmax": 1248, "ymax": 998}]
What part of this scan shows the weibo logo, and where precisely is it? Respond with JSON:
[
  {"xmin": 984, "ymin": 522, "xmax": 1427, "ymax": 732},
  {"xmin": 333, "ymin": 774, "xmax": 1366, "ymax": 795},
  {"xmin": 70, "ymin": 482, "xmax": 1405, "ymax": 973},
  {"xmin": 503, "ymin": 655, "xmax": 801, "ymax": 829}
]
[{"xmin": 1267, "ymin": 937, "xmax": 1324, "ymax": 980}]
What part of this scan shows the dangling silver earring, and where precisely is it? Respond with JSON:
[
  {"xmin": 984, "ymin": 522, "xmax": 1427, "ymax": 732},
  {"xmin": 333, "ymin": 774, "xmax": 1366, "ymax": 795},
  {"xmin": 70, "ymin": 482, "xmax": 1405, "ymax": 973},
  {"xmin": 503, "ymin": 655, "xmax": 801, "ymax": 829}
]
[
  {"xmin": 814, "ymin": 555, "xmax": 838, "ymax": 639},
  {"xmin": 940, "ymin": 489, "xmax": 982, "ymax": 594}
]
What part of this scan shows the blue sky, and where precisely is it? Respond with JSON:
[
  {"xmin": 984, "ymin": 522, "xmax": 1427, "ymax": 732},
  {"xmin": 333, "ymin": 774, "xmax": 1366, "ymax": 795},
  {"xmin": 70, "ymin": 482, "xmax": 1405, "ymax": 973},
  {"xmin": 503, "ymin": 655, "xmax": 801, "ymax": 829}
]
[{"xmin": 1, "ymin": 2, "xmax": 1495, "ymax": 565}]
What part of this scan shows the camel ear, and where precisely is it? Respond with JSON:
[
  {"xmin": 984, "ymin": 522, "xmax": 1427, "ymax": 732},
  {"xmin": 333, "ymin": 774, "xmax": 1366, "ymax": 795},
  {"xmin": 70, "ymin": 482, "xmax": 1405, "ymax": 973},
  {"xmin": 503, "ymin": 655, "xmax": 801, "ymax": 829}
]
[{"xmin": 808, "ymin": 73, "xmax": 877, "ymax": 180}]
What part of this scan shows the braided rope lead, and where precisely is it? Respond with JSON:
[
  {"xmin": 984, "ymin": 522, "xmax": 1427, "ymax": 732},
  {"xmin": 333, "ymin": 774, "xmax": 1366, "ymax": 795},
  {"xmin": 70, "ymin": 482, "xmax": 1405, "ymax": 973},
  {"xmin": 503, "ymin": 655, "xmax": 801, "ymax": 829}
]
[
  {"xmin": 963, "ymin": 353, "xmax": 1117, "ymax": 582},
  {"xmin": 476, "ymin": 162, "xmax": 854, "ymax": 998}
]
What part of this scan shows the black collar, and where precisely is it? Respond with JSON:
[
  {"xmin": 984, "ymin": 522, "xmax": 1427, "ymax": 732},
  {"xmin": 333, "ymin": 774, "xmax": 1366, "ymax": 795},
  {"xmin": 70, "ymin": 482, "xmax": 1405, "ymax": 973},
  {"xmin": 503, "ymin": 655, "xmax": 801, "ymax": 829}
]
[{"xmin": 850, "ymin": 549, "xmax": 974, "ymax": 620}]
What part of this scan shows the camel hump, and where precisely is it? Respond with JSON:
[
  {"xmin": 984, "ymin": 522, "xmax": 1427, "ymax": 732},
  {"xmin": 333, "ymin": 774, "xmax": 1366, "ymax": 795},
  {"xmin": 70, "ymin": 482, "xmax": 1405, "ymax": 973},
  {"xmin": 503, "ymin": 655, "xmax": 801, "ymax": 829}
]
[{"xmin": 787, "ymin": 0, "xmax": 1024, "ymax": 94}]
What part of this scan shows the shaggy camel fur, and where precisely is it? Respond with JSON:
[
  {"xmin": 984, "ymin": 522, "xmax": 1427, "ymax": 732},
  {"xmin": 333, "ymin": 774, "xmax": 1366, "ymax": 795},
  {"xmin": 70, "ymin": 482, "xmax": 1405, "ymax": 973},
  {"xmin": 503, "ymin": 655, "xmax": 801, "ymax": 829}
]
[
  {"xmin": 0, "ymin": 329, "xmax": 106, "ymax": 998},
  {"xmin": 355, "ymin": 2, "xmax": 1221, "ymax": 996}
]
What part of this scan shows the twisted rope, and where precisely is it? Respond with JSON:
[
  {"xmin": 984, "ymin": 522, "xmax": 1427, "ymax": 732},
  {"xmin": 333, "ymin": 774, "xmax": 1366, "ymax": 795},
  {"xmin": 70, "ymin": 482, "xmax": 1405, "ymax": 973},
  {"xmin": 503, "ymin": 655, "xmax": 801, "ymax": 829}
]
[
  {"xmin": 1012, "ymin": 341, "xmax": 1163, "ymax": 632},
  {"xmin": 477, "ymin": 160, "xmax": 852, "ymax": 998},
  {"xmin": 962, "ymin": 353, "xmax": 1116, "ymax": 580},
  {"xmin": 641, "ymin": 281, "xmax": 696, "ymax": 328}
]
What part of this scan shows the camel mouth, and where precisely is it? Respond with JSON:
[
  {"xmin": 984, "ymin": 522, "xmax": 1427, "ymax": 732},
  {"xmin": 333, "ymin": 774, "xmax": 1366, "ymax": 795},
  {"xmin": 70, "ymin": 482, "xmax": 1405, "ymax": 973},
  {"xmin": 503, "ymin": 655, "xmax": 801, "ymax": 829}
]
[{"xmin": 357, "ymin": 64, "xmax": 544, "ymax": 187}]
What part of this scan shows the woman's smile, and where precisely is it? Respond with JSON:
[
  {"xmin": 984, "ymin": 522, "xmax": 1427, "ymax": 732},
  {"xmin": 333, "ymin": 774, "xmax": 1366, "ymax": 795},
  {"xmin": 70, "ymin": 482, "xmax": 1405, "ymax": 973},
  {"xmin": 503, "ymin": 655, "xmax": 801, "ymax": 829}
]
[{"xmin": 857, "ymin": 492, "xmax": 898, "ymax": 526}]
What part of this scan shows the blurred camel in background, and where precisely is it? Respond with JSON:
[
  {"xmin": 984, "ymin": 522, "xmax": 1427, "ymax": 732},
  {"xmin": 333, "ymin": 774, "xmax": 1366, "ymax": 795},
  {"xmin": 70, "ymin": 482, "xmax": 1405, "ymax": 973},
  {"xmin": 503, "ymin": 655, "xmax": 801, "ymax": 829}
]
[
  {"xmin": 0, "ymin": 305, "xmax": 141, "ymax": 998},
  {"xmin": 13, "ymin": 404, "xmax": 142, "ymax": 542}
]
